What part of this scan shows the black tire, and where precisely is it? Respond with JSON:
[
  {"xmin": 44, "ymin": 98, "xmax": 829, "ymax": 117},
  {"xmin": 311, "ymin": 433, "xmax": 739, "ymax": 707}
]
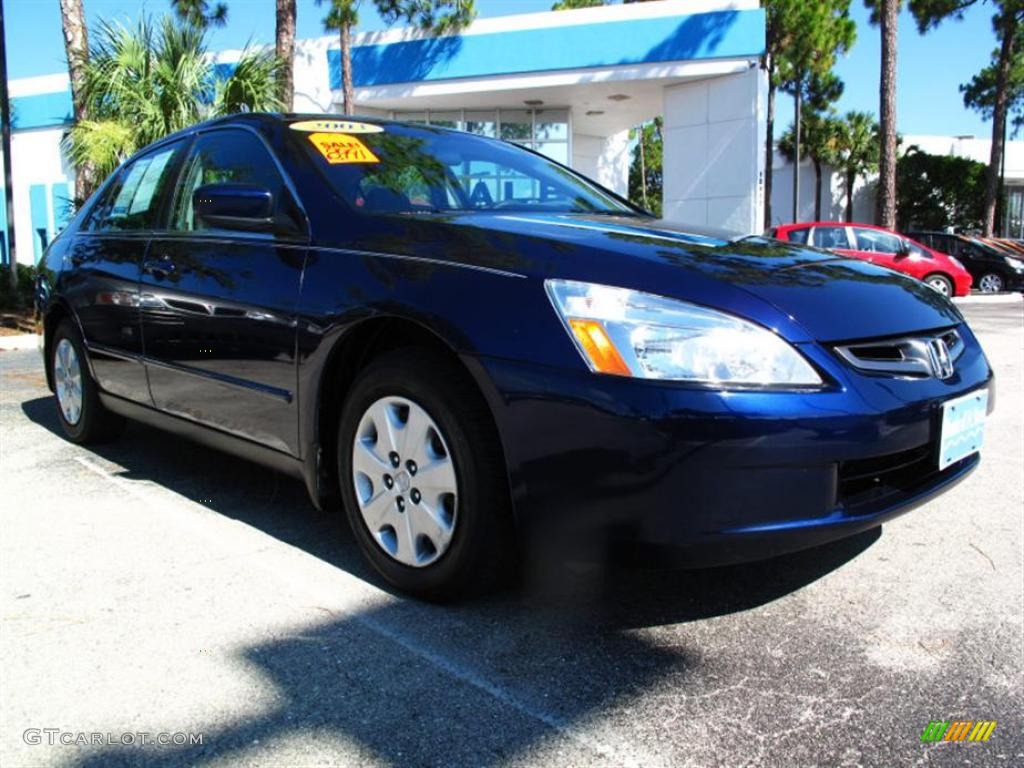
[
  {"xmin": 337, "ymin": 347, "xmax": 515, "ymax": 600},
  {"xmin": 977, "ymin": 271, "xmax": 1006, "ymax": 294},
  {"xmin": 50, "ymin": 320, "xmax": 125, "ymax": 444},
  {"xmin": 924, "ymin": 273, "xmax": 954, "ymax": 297}
]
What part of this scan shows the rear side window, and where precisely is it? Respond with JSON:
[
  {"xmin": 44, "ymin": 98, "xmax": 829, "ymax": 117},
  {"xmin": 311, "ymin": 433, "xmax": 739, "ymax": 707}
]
[
  {"xmin": 853, "ymin": 228, "xmax": 902, "ymax": 254},
  {"xmin": 170, "ymin": 128, "xmax": 300, "ymax": 233},
  {"xmin": 787, "ymin": 228, "xmax": 809, "ymax": 245},
  {"xmin": 811, "ymin": 226, "xmax": 850, "ymax": 249},
  {"xmin": 90, "ymin": 143, "xmax": 183, "ymax": 231}
]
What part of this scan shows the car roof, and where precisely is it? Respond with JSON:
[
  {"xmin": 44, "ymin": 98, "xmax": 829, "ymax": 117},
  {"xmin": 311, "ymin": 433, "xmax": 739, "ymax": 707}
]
[
  {"xmin": 777, "ymin": 221, "xmax": 891, "ymax": 231},
  {"xmin": 143, "ymin": 112, "xmax": 441, "ymax": 152}
]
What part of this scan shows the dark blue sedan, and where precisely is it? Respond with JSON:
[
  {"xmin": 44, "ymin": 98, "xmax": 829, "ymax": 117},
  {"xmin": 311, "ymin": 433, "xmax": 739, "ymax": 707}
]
[{"xmin": 36, "ymin": 114, "xmax": 994, "ymax": 599}]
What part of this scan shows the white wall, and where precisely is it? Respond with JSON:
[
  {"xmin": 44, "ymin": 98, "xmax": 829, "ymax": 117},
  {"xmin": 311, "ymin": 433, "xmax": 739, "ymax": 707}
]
[
  {"xmin": 3, "ymin": 128, "xmax": 74, "ymax": 266},
  {"xmin": 572, "ymin": 130, "xmax": 630, "ymax": 196},
  {"xmin": 661, "ymin": 66, "xmax": 764, "ymax": 234},
  {"xmin": 769, "ymin": 155, "xmax": 874, "ymax": 229}
]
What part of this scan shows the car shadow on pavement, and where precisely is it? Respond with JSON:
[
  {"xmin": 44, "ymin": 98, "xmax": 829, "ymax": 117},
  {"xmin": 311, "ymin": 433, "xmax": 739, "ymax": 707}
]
[
  {"xmin": 20, "ymin": 394, "xmax": 880, "ymax": 627},
  {"xmin": 21, "ymin": 394, "xmax": 881, "ymax": 767}
]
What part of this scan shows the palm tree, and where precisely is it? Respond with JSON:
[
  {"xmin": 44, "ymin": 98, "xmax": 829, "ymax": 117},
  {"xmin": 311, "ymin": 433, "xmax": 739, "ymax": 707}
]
[
  {"xmin": 58, "ymin": 0, "xmax": 92, "ymax": 201},
  {"xmin": 276, "ymin": 0, "xmax": 297, "ymax": 109},
  {"xmin": 319, "ymin": 1, "xmax": 358, "ymax": 116},
  {"xmin": 779, "ymin": 111, "xmax": 840, "ymax": 221},
  {"xmin": 831, "ymin": 111, "xmax": 879, "ymax": 221},
  {"xmin": 64, "ymin": 16, "xmax": 283, "ymax": 183},
  {"xmin": 171, "ymin": 0, "xmax": 228, "ymax": 28},
  {"xmin": 872, "ymin": 0, "xmax": 899, "ymax": 229},
  {"xmin": 318, "ymin": 1, "xmax": 475, "ymax": 116}
]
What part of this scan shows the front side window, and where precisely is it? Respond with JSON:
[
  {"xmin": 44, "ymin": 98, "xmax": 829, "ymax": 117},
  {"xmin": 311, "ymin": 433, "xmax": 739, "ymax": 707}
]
[
  {"xmin": 853, "ymin": 228, "xmax": 902, "ymax": 254},
  {"xmin": 171, "ymin": 129, "xmax": 299, "ymax": 233},
  {"xmin": 811, "ymin": 226, "xmax": 850, "ymax": 249},
  {"xmin": 293, "ymin": 123, "xmax": 633, "ymax": 216},
  {"xmin": 91, "ymin": 142, "xmax": 183, "ymax": 231}
]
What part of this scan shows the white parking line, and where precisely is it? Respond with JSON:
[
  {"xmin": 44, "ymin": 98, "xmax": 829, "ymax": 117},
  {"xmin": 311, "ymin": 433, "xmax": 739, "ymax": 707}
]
[{"xmin": 73, "ymin": 455, "xmax": 657, "ymax": 768}]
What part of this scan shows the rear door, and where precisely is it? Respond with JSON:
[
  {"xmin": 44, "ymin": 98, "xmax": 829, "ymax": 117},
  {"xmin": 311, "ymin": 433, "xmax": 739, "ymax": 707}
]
[
  {"xmin": 850, "ymin": 227, "xmax": 904, "ymax": 271},
  {"xmin": 808, "ymin": 225, "xmax": 855, "ymax": 256},
  {"xmin": 64, "ymin": 140, "xmax": 186, "ymax": 403},
  {"xmin": 140, "ymin": 127, "xmax": 309, "ymax": 455}
]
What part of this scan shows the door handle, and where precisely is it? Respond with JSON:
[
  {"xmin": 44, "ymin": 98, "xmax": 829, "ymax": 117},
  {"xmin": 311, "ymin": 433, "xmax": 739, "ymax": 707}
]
[{"xmin": 143, "ymin": 256, "xmax": 176, "ymax": 278}]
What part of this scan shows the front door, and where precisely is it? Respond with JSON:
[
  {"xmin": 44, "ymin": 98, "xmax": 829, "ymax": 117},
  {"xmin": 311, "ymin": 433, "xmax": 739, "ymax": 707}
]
[{"xmin": 141, "ymin": 128, "xmax": 309, "ymax": 456}]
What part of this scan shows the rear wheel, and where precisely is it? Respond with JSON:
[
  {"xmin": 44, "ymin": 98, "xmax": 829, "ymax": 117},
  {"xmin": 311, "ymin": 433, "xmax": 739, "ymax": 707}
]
[
  {"xmin": 924, "ymin": 273, "xmax": 953, "ymax": 297},
  {"xmin": 337, "ymin": 348, "xmax": 514, "ymax": 600},
  {"xmin": 978, "ymin": 272, "xmax": 1005, "ymax": 293},
  {"xmin": 50, "ymin": 320, "xmax": 124, "ymax": 443}
]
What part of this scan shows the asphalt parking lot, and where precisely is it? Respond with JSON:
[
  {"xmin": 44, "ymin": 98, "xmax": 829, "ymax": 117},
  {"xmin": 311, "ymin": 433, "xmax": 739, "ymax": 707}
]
[{"xmin": 1, "ymin": 299, "xmax": 1022, "ymax": 768}]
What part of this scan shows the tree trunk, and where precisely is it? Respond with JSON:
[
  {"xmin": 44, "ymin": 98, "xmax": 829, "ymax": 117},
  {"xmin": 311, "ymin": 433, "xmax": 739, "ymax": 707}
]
[
  {"xmin": 764, "ymin": 61, "xmax": 775, "ymax": 228},
  {"xmin": 341, "ymin": 21, "xmax": 354, "ymax": 116},
  {"xmin": 59, "ymin": 0, "xmax": 92, "ymax": 203},
  {"xmin": 275, "ymin": 0, "xmax": 296, "ymax": 110},
  {"xmin": 983, "ymin": 7, "xmax": 1019, "ymax": 237},
  {"xmin": 814, "ymin": 158, "xmax": 823, "ymax": 221},
  {"xmin": 877, "ymin": 0, "xmax": 898, "ymax": 229},
  {"xmin": 792, "ymin": 82, "xmax": 801, "ymax": 223},
  {"xmin": 846, "ymin": 168, "xmax": 856, "ymax": 222},
  {"xmin": 0, "ymin": 2, "xmax": 18, "ymax": 296},
  {"xmin": 639, "ymin": 125, "xmax": 648, "ymax": 209}
]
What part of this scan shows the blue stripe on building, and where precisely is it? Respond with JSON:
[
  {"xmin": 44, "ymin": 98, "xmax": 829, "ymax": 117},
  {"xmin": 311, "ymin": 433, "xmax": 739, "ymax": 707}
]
[
  {"xmin": 329, "ymin": 9, "xmax": 765, "ymax": 89},
  {"xmin": 29, "ymin": 184, "xmax": 49, "ymax": 261},
  {"xmin": 10, "ymin": 91, "xmax": 73, "ymax": 130}
]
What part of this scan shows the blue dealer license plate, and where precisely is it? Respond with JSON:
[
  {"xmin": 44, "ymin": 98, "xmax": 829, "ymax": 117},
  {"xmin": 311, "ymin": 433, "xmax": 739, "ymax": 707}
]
[{"xmin": 938, "ymin": 389, "xmax": 988, "ymax": 470}]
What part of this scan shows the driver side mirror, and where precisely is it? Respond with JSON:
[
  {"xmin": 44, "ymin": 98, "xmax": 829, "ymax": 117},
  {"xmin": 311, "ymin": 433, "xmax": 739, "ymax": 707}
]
[
  {"xmin": 895, "ymin": 241, "xmax": 912, "ymax": 258},
  {"xmin": 193, "ymin": 183, "xmax": 274, "ymax": 232}
]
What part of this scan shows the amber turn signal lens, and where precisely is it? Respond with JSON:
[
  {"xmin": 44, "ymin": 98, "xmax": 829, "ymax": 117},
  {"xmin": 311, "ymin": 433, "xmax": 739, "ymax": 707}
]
[{"xmin": 567, "ymin": 318, "xmax": 632, "ymax": 376}]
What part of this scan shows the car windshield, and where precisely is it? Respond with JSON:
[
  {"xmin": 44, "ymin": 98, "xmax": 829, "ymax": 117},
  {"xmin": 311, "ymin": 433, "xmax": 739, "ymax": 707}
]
[{"xmin": 290, "ymin": 121, "xmax": 636, "ymax": 216}]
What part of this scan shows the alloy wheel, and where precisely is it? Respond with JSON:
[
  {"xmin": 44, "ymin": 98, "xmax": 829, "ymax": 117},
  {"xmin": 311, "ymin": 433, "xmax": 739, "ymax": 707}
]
[
  {"xmin": 54, "ymin": 338, "xmax": 83, "ymax": 425},
  {"xmin": 351, "ymin": 396, "xmax": 458, "ymax": 567},
  {"xmin": 978, "ymin": 273, "xmax": 1004, "ymax": 293}
]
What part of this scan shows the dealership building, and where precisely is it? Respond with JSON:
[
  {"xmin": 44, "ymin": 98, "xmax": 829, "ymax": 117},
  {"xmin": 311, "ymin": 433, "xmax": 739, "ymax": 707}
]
[{"xmin": 1, "ymin": 0, "xmax": 770, "ymax": 265}]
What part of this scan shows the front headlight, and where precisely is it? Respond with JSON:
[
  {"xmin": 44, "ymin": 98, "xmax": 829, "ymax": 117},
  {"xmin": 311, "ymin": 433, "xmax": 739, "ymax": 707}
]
[
  {"xmin": 545, "ymin": 279, "xmax": 823, "ymax": 387},
  {"xmin": 1005, "ymin": 256, "xmax": 1024, "ymax": 273}
]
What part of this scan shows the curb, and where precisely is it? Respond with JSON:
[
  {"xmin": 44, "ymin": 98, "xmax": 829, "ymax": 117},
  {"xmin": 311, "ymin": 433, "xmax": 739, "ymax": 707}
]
[
  {"xmin": 0, "ymin": 334, "xmax": 41, "ymax": 351},
  {"xmin": 953, "ymin": 293, "xmax": 1023, "ymax": 305}
]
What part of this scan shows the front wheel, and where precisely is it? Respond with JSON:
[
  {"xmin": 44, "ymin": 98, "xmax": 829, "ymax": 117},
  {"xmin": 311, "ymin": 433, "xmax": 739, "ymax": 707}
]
[
  {"xmin": 977, "ymin": 272, "xmax": 1005, "ymax": 293},
  {"xmin": 924, "ymin": 273, "xmax": 954, "ymax": 297},
  {"xmin": 337, "ymin": 348, "xmax": 514, "ymax": 600}
]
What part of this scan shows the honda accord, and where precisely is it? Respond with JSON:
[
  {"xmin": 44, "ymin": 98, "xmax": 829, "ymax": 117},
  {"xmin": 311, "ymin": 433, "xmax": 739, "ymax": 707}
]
[{"xmin": 36, "ymin": 114, "xmax": 993, "ymax": 599}]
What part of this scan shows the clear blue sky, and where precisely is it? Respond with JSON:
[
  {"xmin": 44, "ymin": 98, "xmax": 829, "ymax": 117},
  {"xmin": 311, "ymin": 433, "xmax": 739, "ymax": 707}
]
[{"xmin": 2, "ymin": 0, "xmax": 997, "ymax": 139}]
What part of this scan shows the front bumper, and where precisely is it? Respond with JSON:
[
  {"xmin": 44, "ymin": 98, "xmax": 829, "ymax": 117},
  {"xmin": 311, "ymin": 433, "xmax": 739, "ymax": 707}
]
[{"xmin": 479, "ymin": 324, "xmax": 994, "ymax": 565}]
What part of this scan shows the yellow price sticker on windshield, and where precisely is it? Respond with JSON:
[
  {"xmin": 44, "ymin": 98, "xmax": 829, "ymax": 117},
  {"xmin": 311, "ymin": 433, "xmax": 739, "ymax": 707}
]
[{"xmin": 308, "ymin": 133, "xmax": 380, "ymax": 164}]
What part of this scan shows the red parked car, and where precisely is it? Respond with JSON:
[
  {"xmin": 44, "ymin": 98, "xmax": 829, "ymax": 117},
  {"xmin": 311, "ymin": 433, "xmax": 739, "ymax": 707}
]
[{"xmin": 769, "ymin": 222, "xmax": 973, "ymax": 297}]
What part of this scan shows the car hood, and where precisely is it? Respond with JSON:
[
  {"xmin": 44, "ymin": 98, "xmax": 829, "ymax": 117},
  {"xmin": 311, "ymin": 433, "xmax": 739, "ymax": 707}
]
[{"xmin": 391, "ymin": 212, "xmax": 964, "ymax": 343}]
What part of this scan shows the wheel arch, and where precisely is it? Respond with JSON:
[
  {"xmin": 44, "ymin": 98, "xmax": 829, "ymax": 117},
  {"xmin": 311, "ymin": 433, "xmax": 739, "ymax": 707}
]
[
  {"xmin": 41, "ymin": 299, "xmax": 90, "ymax": 392},
  {"xmin": 306, "ymin": 315, "xmax": 513, "ymax": 518}
]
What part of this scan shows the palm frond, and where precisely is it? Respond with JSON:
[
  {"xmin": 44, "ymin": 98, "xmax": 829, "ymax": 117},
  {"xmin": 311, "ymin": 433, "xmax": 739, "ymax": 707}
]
[
  {"xmin": 64, "ymin": 119, "xmax": 137, "ymax": 182},
  {"xmin": 213, "ymin": 50, "xmax": 286, "ymax": 116}
]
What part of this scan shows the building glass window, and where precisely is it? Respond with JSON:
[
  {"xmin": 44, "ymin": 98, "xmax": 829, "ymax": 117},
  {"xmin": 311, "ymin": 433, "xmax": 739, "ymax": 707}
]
[
  {"xmin": 389, "ymin": 108, "xmax": 570, "ymax": 165},
  {"xmin": 1004, "ymin": 186, "xmax": 1024, "ymax": 238},
  {"xmin": 464, "ymin": 111, "xmax": 497, "ymax": 138}
]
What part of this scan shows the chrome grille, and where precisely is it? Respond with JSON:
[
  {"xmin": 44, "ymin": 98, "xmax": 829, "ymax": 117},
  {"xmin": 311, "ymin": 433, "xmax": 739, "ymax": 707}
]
[{"xmin": 834, "ymin": 329, "xmax": 963, "ymax": 379}]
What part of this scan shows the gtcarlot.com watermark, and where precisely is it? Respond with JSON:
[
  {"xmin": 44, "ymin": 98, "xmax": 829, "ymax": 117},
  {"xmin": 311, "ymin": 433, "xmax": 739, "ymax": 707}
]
[{"xmin": 24, "ymin": 728, "xmax": 203, "ymax": 747}]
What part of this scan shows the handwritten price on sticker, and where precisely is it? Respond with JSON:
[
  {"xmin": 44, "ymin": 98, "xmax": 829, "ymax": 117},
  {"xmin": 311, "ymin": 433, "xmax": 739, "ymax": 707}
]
[{"xmin": 308, "ymin": 133, "xmax": 380, "ymax": 164}]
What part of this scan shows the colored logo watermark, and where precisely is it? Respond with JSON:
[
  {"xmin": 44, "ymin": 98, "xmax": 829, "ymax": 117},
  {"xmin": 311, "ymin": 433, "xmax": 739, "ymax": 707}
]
[{"xmin": 921, "ymin": 720, "xmax": 996, "ymax": 742}]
